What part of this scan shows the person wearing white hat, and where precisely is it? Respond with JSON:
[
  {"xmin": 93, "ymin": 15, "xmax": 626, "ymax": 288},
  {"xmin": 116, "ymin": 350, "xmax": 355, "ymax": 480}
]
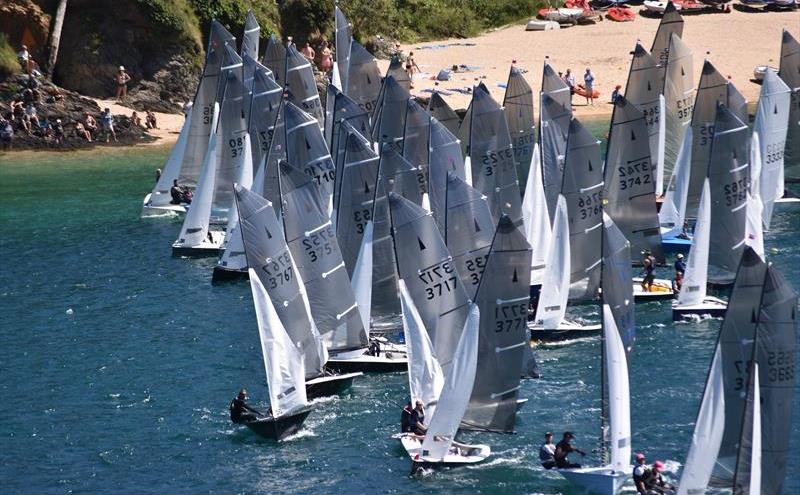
[
  {"xmin": 674, "ymin": 253, "xmax": 686, "ymax": 274},
  {"xmin": 115, "ymin": 66, "xmax": 131, "ymax": 102}
]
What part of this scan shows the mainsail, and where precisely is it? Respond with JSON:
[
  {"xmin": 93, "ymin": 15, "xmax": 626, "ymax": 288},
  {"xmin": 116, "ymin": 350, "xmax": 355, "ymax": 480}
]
[
  {"xmin": 178, "ymin": 21, "xmax": 234, "ymax": 186},
  {"xmin": 248, "ymin": 60, "xmax": 283, "ymax": 173},
  {"xmin": 216, "ymin": 133, "xmax": 254, "ymax": 272},
  {"xmin": 389, "ymin": 192, "xmax": 471, "ymax": 374},
  {"xmin": 427, "ymin": 92, "xmax": 461, "ymax": 135},
  {"xmin": 467, "ymin": 85, "xmax": 522, "ymax": 223},
  {"xmin": 279, "ymin": 161, "xmax": 367, "ymax": 352},
  {"xmin": 603, "ymin": 95, "xmax": 663, "ymax": 263},
  {"xmin": 561, "ymin": 118, "xmax": 603, "ymax": 301},
  {"xmin": 335, "ymin": 5, "xmax": 352, "ymax": 92},
  {"xmin": 262, "ymin": 34, "xmax": 286, "ymax": 86},
  {"xmin": 146, "ymin": 107, "xmax": 192, "ymax": 208},
  {"xmin": 346, "ymin": 40, "xmax": 382, "ymax": 115},
  {"xmin": 624, "ymin": 43, "xmax": 665, "ymax": 195},
  {"xmin": 386, "ymin": 55, "xmax": 411, "ymax": 92},
  {"xmin": 650, "ymin": 1, "xmax": 683, "ymax": 78},
  {"xmin": 241, "ymin": 10, "xmax": 260, "ymax": 60},
  {"xmin": 260, "ymin": 101, "xmax": 286, "ymax": 208},
  {"xmin": 284, "ymin": 102, "xmax": 337, "ymax": 209},
  {"xmin": 753, "ymin": 69, "xmax": 791, "ymax": 229},
  {"xmin": 779, "ymin": 30, "xmax": 800, "ymax": 182},
  {"xmin": 428, "ymin": 115, "xmax": 467, "ymax": 232},
  {"xmin": 445, "ymin": 172, "xmax": 495, "ymax": 300},
  {"xmin": 328, "ymin": 86, "xmax": 371, "ymax": 188},
  {"xmin": 285, "ymin": 44, "xmax": 324, "ymax": 131},
  {"xmin": 601, "ymin": 214, "xmax": 635, "ymax": 352},
  {"xmin": 539, "ymin": 62, "xmax": 573, "ymax": 223},
  {"xmin": 463, "ymin": 215, "xmax": 531, "ymax": 432},
  {"xmin": 402, "ymin": 99, "xmax": 431, "ymax": 199},
  {"xmin": 662, "ymin": 33, "xmax": 694, "ymax": 185},
  {"xmin": 708, "ymin": 104, "xmax": 750, "ymax": 285},
  {"xmin": 235, "ymin": 185, "xmax": 327, "ymax": 379},
  {"xmin": 521, "ymin": 142, "xmax": 551, "ymax": 286},
  {"xmin": 371, "ymin": 75, "xmax": 409, "ymax": 153},
  {"xmin": 503, "ymin": 65, "xmax": 536, "ymax": 190}
]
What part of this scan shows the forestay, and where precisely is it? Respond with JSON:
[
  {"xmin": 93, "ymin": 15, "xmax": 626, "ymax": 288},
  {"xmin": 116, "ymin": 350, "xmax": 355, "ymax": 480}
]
[
  {"xmin": 468, "ymin": 85, "xmax": 522, "ymax": 224},
  {"xmin": 235, "ymin": 185, "xmax": 327, "ymax": 379},
  {"xmin": 179, "ymin": 21, "xmax": 234, "ymax": 186},
  {"xmin": 463, "ymin": 216, "xmax": 531, "ymax": 432},
  {"xmin": 279, "ymin": 161, "xmax": 367, "ymax": 352},
  {"xmin": 707, "ymin": 104, "xmax": 749, "ymax": 285},
  {"xmin": 603, "ymin": 95, "xmax": 663, "ymax": 263},
  {"xmin": 445, "ymin": 173, "xmax": 495, "ymax": 300},
  {"xmin": 284, "ymin": 102, "xmax": 337, "ymax": 209},
  {"xmin": 561, "ymin": 118, "xmax": 603, "ymax": 301},
  {"xmin": 754, "ymin": 69, "xmax": 791, "ymax": 229},
  {"xmin": 779, "ymin": 30, "xmax": 800, "ymax": 182},
  {"xmin": 539, "ymin": 64, "xmax": 572, "ymax": 224},
  {"xmin": 285, "ymin": 44, "xmax": 324, "ymax": 132},
  {"xmin": 389, "ymin": 193, "xmax": 471, "ymax": 375},
  {"xmin": 503, "ymin": 66, "xmax": 536, "ymax": 191},
  {"xmin": 420, "ymin": 304, "xmax": 480, "ymax": 461}
]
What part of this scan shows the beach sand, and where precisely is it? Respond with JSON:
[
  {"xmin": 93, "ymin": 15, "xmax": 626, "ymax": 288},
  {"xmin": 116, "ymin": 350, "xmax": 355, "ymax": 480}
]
[
  {"xmin": 381, "ymin": 8, "xmax": 799, "ymax": 115},
  {"xmin": 140, "ymin": 8, "xmax": 800, "ymax": 145}
]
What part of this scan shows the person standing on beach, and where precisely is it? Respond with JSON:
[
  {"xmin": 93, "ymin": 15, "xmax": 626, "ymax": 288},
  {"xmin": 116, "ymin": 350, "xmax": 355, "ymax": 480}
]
[
  {"xmin": 563, "ymin": 69, "xmax": 576, "ymax": 104},
  {"xmin": 115, "ymin": 66, "xmax": 131, "ymax": 102},
  {"xmin": 318, "ymin": 41, "xmax": 333, "ymax": 74},
  {"xmin": 405, "ymin": 52, "xmax": 420, "ymax": 89},
  {"xmin": 584, "ymin": 68, "xmax": 595, "ymax": 106},
  {"xmin": 300, "ymin": 42, "xmax": 315, "ymax": 62}
]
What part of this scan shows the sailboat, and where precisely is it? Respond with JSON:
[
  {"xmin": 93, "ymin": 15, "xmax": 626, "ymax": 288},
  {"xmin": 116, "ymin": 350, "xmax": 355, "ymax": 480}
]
[
  {"xmin": 427, "ymin": 92, "xmax": 461, "ymax": 135},
  {"xmin": 676, "ymin": 247, "xmax": 797, "ymax": 495},
  {"xmin": 777, "ymin": 30, "xmax": 800, "ymax": 197},
  {"xmin": 558, "ymin": 214, "xmax": 635, "ymax": 495},
  {"xmin": 428, "ymin": 114, "xmax": 468, "ymax": 233},
  {"xmin": 399, "ymin": 302, "xmax": 490, "ymax": 466},
  {"xmin": 262, "ymin": 34, "xmax": 286, "ymax": 86},
  {"xmin": 346, "ymin": 40, "xmax": 382, "ymax": 115},
  {"xmin": 386, "ymin": 55, "xmax": 411, "ymax": 92},
  {"xmin": 141, "ymin": 107, "xmax": 193, "ymax": 217},
  {"xmin": 285, "ymin": 43, "xmax": 324, "ymax": 131},
  {"xmin": 235, "ymin": 185, "xmax": 362, "ymax": 399},
  {"xmin": 539, "ymin": 60, "xmax": 573, "ymax": 224},
  {"xmin": 503, "ymin": 65, "xmax": 536, "ymax": 193},
  {"xmin": 334, "ymin": 3, "xmax": 352, "ymax": 93},
  {"xmin": 240, "ymin": 10, "xmax": 259, "ymax": 61}
]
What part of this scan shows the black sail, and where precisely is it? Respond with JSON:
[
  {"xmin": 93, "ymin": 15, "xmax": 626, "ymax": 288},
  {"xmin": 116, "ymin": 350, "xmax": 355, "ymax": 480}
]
[
  {"xmin": 284, "ymin": 102, "xmax": 337, "ymax": 209},
  {"xmin": 650, "ymin": 1, "xmax": 683, "ymax": 83},
  {"xmin": 428, "ymin": 115, "xmax": 467, "ymax": 233},
  {"xmin": 402, "ymin": 99, "xmax": 431, "ymax": 200},
  {"xmin": 346, "ymin": 40, "xmax": 382, "ymax": 115},
  {"xmin": 427, "ymin": 92, "xmax": 461, "ymax": 135},
  {"xmin": 539, "ymin": 62, "xmax": 573, "ymax": 224},
  {"xmin": 285, "ymin": 44, "xmax": 324, "ymax": 131},
  {"xmin": 779, "ymin": 30, "xmax": 800, "ymax": 182},
  {"xmin": 262, "ymin": 34, "xmax": 286, "ymax": 86},
  {"xmin": 503, "ymin": 65, "xmax": 536, "ymax": 191},
  {"xmin": 371, "ymin": 75, "xmax": 409, "ymax": 153}
]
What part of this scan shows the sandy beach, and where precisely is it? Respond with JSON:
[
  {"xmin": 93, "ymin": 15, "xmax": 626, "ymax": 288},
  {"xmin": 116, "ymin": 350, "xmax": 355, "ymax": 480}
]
[{"xmin": 133, "ymin": 8, "xmax": 799, "ymax": 146}]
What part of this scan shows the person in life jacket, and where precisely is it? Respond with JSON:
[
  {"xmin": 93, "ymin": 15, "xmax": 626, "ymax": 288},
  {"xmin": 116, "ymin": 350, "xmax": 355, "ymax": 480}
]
[
  {"xmin": 229, "ymin": 388, "xmax": 262, "ymax": 423},
  {"xmin": 539, "ymin": 432, "xmax": 557, "ymax": 469},
  {"xmin": 400, "ymin": 402, "xmax": 413, "ymax": 433}
]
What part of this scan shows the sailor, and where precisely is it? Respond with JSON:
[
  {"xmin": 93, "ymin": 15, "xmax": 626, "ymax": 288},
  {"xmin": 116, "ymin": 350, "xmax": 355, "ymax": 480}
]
[
  {"xmin": 672, "ymin": 270, "xmax": 683, "ymax": 295},
  {"xmin": 229, "ymin": 388, "xmax": 262, "ymax": 423},
  {"xmin": 539, "ymin": 432, "xmax": 556, "ymax": 469},
  {"xmin": 554, "ymin": 431, "xmax": 585, "ymax": 469},
  {"xmin": 633, "ymin": 453, "xmax": 649, "ymax": 494},
  {"xmin": 368, "ymin": 339, "xmax": 381, "ymax": 357},
  {"xmin": 640, "ymin": 250, "xmax": 656, "ymax": 292},
  {"xmin": 644, "ymin": 461, "xmax": 674, "ymax": 494},
  {"xmin": 400, "ymin": 401, "xmax": 413, "ymax": 433},
  {"xmin": 170, "ymin": 179, "xmax": 192, "ymax": 205},
  {"xmin": 674, "ymin": 254, "xmax": 686, "ymax": 274},
  {"xmin": 410, "ymin": 400, "xmax": 427, "ymax": 435}
]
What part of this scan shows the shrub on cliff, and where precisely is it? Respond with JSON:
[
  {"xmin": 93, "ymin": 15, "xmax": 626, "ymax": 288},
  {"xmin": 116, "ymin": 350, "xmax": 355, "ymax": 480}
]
[{"xmin": 0, "ymin": 33, "xmax": 21, "ymax": 79}]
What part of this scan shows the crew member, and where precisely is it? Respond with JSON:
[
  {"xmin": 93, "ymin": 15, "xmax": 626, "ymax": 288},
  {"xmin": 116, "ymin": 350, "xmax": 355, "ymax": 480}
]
[{"xmin": 554, "ymin": 431, "xmax": 585, "ymax": 469}]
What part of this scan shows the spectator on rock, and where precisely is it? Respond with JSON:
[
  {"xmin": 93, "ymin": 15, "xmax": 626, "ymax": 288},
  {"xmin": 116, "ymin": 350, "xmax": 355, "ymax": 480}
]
[
  {"xmin": 17, "ymin": 45, "xmax": 34, "ymax": 74},
  {"xmin": 75, "ymin": 120, "xmax": 92, "ymax": 142},
  {"xmin": 100, "ymin": 108, "xmax": 117, "ymax": 143},
  {"xmin": 52, "ymin": 119, "xmax": 65, "ymax": 145},
  {"xmin": 115, "ymin": 66, "xmax": 132, "ymax": 102},
  {"xmin": 84, "ymin": 112, "xmax": 98, "ymax": 137},
  {"xmin": 318, "ymin": 41, "xmax": 333, "ymax": 73},
  {"xmin": 131, "ymin": 111, "xmax": 143, "ymax": 128},
  {"xmin": 24, "ymin": 101, "xmax": 40, "ymax": 130},
  {"xmin": 38, "ymin": 117, "xmax": 52, "ymax": 141},
  {"xmin": 0, "ymin": 115, "xmax": 13, "ymax": 150},
  {"xmin": 301, "ymin": 42, "xmax": 315, "ymax": 62},
  {"xmin": 145, "ymin": 111, "xmax": 157, "ymax": 130}
]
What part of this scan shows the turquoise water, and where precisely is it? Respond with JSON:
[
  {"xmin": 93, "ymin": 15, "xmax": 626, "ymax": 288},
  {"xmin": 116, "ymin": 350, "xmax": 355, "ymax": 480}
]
[{"xmin": 0, "ymin": 144, "xmax": 798, "ymax": 494}]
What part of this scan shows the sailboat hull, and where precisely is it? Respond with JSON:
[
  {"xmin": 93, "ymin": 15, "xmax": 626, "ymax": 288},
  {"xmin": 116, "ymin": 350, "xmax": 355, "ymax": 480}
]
[
  {"xmin": 661, "ymin": 235, "xmax": 692, "ymax": 254},
  {"xmin": 557, "ymin": 465, "xmax": 631, "ymax": 495},
  {"xmin": 211, "ymin": 265, "xmax": 248, "ymax": 283},
  {"xmin": 672, "ymin": 295, "xmax": 727, "ymax": 320},
  {"xmin": 632, "ymin": 277, "xmax": 675, "ymax": 301},
  {"xmin": 326, "ymin": 350, "xmax": 408, "ymax": 373},
  {"xmin": 141, "ymin": 193, "xmax": 188, "ymax": 218},
  {"xmin": 529, "ymin": 320, "xmax": 602, "ymax": 342},
  {"xmin": 305, "ymin": 372, "xmax": 362, "ymax": 399},
  {"xmin": 171, "ymin": 231, "xmax": 226, "ymax": 258},
  {"xmin": 399, "ymin": 434, "xmax": 491, "ymax": 466},
  {"xmin": 241, "ymin": 406, "xmax": 312, "ymax": 441}
]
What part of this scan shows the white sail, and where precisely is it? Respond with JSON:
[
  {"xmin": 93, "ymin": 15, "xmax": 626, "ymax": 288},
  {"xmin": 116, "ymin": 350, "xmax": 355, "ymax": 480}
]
[
  {"xmin": 217, "ymin": 133, "xmax": 254, "ymax": 270},
  {"xmin": 677, "ymin": 179, "xmax": 710, "ymax": 307},
  {"xmin": 745, "ymin": 132, "xmax": 764, "ymax": 260},
  {"xmin": 175, "ymin": 104, "xmax": 220, "ymax": 248},
  {"xmin": 655, "ymin": 95, "xmax": 666, "ymax": 196},
  {"xmin": 522, "ymin": 142, "xmax": 551, "ymax": 286},
  {"xmin": 677, "ymin": 345, "xmax": 726, "ymax": 495},
  {"xmin": 248, "ymin": 270, "xmax": 308, "ymax": 418},
  {"xmin": 420, "ymin": 304, "xmax": 480, "ymax": 461},
  {"xmin": 659, "ymin": 126, "xmax": 692, "ymax": 237},
  {"xmin": 535, "ymin": 195, "xmax": 570, "ymax": 328},
  {"xmin": 351, "ymin": 220, "xmax": 374, "ymax": 334},
  {"xmin": 399, "ymin": 280, "xmax": 445, "ymax": 419},
  {"xmin": 146, "ymin": 108, "xmax": 192, "ymax": 208},
  {"xmin": 749, "ymin": 364, "xmax": 761, "ymax": 495},
  {"xmin": 603, "ymin": 304, "xmax": 632, "ymax": 472}
]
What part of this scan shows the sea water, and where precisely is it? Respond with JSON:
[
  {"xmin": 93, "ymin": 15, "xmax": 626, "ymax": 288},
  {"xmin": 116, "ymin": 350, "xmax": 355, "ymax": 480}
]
[{"xmin": 0, "ymin": 140, "xmax": 798, "ymax": 494}]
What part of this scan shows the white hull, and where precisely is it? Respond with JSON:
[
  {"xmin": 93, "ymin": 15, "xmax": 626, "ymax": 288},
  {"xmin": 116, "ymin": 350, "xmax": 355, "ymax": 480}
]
[
  {"xmin": 526, "ymin": 20, "xmax": 560, "ymax": 31},
  {"xmin": 172, "ymin": 230, "xmax": 225, "ymax": 257},
  {"xmin": 632, "ymin": 277, "xmax": 674, "ymax": 300},
  {"xmin": 530, "ymin": 319, "xmax": 601, "ymax": 341},
  {"xmin": 643, "ymin": 1, "xmax": 678, "ymax": 13},
  {"xmin": 672, "ymin": 295, "xmax": 728, "ymax": 320},
  {"xmin": 141, "ymin": 193, "xmax": 188, "ymax": 218},
  {"xmin": 774, "ymin": 196, "xmax": 800, "ymax": 205},
  {"xmin": 558, "ymin": 465, "xmax": 631, "ymax": 495},
  {"xmin": 399, "ymin": 434, "xmax": 491, "ymax": 465}
]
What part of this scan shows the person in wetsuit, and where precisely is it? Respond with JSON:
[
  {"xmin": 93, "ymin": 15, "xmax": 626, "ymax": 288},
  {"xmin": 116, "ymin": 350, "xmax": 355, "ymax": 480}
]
[
  {"xmin": 554, "ymin": 431, "xmax": 585, "ymax": 469},
  {"xmin": 230, "ymin": 388, "xmax": 262, "ymax": 424},
  {"xmin": 401, "ymin": 402, "xmax": 413, "ymax": 433},
  {"xmin": 640, "ymin": 250, "xmax": 656, "ymax": 292},
  {"xmin": 410, "ymin": 400, "xmax": 427, "ymax": 435}
]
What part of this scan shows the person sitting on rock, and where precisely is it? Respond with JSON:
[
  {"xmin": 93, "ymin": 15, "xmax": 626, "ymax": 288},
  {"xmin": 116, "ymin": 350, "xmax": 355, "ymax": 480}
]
[
  {"xmin": 130, "ymin": 111, "xmax": 143, "ymax": 128},
  {"xmin": 145, "ymin": 111, "xmax": 157, "ymax": 129},
  {"xmin": 0, "ymin": 115, "xmax": 13, "ymax": 150},
  {"xmin": 75, "ymin": 120, "xmax": 92, "ymax": 142},
  {"xmin": 52, "ymin": 119, "xmax": 65, "ymax": 145},
  {"xmin": 84, "ymin": 112, "xmax": 98, "ymax": 137},
  {"xmin": 17, "ymin": 45, "xmax": 34, "ymax": 74}
]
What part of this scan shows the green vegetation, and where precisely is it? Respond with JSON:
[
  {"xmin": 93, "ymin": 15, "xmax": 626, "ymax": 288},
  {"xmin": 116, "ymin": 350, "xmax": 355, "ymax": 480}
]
[
  {"xmin": 0, "ymin": 33, "xmax": 20, "ymax": 79},
  {"xmin": 135, "ymin": 0, "xmax": 203, "ymax": 46},
  {"xmin": 188, "ymin": 1, "xmax": 281, "ymax": 43}
]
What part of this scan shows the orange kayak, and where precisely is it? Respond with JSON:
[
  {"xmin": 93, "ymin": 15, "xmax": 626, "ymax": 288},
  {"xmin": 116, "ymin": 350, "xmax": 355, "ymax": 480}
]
[
  {"xmin": 607, "ymin": 6, "xmax": 636, "ymax": 22},
  {"xmin": 574, "ymin": 84, "xmax": 600, "ymax": 98}
]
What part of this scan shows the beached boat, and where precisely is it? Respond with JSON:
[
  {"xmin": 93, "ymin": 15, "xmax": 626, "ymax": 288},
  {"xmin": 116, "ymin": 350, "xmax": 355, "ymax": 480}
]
[
  {"xmin": 677, "ymin": 247, "xmax": 797, "ymax": 495},
  {"xmin": 538, "ymin": 7, "xmax": 585, "ymax": 24},
  {"xmin": 526, "ymin": 19, "xmax": 560, "ymax": 31},
  {"xmin": 606, "ymin": 6, "xmax": 636, "ymax": 21}
]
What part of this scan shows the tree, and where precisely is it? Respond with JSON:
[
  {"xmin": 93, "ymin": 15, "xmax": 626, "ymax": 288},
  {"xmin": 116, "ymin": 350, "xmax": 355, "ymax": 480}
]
[{"xmin": 46, "ymin": 0, "xmax": 68, "ymax": 79}]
